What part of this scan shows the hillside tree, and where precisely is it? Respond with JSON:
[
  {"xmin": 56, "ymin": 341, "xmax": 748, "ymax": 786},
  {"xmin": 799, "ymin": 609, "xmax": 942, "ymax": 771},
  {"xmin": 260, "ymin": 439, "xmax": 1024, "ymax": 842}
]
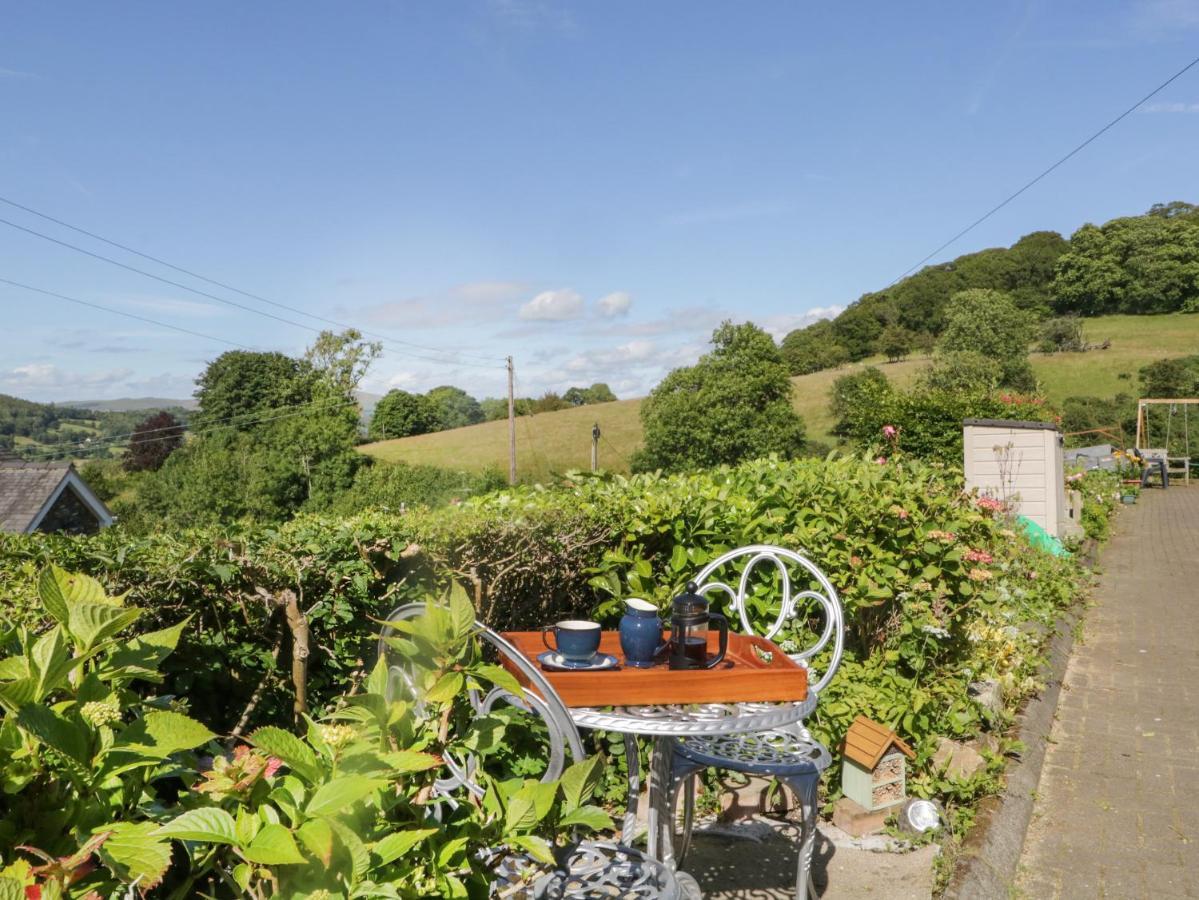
[
  {"xmin": 937, "ymin": 289, "xmax": 1036, "ymax": 391},
  {"xmin": 427, "ymin": 386, "xmax": 484, "ymax": 431},
  {"xmin": 369, "ymin": 390, "xmax": 438, "ymax": 440}
]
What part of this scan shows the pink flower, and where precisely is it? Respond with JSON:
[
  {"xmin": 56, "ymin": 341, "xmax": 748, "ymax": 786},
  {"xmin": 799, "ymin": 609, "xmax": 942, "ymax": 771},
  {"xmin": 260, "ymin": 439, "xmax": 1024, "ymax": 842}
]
[
  {"xmin": 875, "ymin": 456, "xmax": 888, "ymax": 465},
  {"xmin": 882, "ymin": 425, "xmax": 898, "ymax": 439},
  {"xmin": 264, "ymin": 757, "xmax": 283, "ymax": 778},
  {"xmin": 967, "ymin": 568, "xmax": 993, "ymax": 582},
  {"xmin": 850, "ymin": 555, "xmax": 863, "ymax": 567},
  {"xmin": 927, "ymin": 530, "xmax": 957, "ymax": 543},
  {"xmin": 963, "ymin": 549, "xmax": 993, "ymax": 564},
  {"xmin": 976, "ymin": 496, "xmax": 1005, "ymax": 514},
  {"xmin": 890, "ymin": 505, "xmax": 909, "ymax": 519}
]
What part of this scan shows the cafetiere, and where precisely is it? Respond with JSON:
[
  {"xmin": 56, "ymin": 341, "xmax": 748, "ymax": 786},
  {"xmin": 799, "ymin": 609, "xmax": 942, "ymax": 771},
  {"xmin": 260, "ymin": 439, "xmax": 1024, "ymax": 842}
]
[{"xmin": 668, "ymin": 581, "xmax": 729, "ymax": 669}]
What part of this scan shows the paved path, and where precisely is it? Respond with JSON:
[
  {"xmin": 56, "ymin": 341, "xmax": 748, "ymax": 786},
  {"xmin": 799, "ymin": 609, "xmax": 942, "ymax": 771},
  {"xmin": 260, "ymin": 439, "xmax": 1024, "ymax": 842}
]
[{"xmin": 1017, "ymin": 488, "xmax": 1199, "ymax": 899}]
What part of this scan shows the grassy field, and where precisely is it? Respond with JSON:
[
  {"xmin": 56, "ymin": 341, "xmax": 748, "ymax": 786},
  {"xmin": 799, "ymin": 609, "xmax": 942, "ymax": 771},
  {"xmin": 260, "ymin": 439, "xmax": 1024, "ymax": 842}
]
[{"xmin": 360, "ymin": 314, "xmax": 1199, "ymax": 482}]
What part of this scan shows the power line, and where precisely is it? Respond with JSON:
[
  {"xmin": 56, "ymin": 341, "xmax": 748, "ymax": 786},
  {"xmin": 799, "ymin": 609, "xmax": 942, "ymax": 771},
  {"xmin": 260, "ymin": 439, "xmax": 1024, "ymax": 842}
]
[
  {"xmin": 19, "ymin": 396, "xmax": 364, "ymax": 461},
  {"xmin": 0, "ymin": 213, "xmax": 502, "ymax": 370},
  {"xmin": 893, "ymin": 52, "xmax": 1199, "ymax": 283},
  {"xmin": 0, "ymin": 194, "xmax": 505, "ymax": 363},
  {"xmin": 0, "ymin": 276, "xmax": 256, "ymax": 351}
]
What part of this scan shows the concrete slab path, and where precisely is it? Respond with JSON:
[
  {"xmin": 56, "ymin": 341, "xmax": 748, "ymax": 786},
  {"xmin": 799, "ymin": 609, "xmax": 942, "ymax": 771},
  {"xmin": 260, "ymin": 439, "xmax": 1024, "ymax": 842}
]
[{"xmin": 1017, "ymin": 488, "xmax": 1199, "ymax": 898}]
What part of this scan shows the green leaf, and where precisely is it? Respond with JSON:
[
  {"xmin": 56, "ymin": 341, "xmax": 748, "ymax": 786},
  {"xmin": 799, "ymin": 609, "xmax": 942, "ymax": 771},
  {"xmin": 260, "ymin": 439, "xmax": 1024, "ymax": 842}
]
[
  {"xmin": 119, "ymin": 710, "xmax": 215, "ymax": 756},
  {"xmin": 436, "ymin": 835, "xmax": 469, "ymax": 868},
  {"xmin": 0, "ymin": 878, "xmax": 26, "ymax": 900},
  {"xmin": 17, "ymin": 704, "xmax": 89, "ymax": 767},
  {"xmin": 97, "ymin": 822, "xmax": 172, "ymax": 890},
  {"xmin": 306, "ymin": 775, "xmax": 385, "ymax": 817},
  {"xmin": 296, "ymin": 818, "xmax": 335, "ymax": 867},
  {"xmin": 508, "ymin": 834, "xmax": 554, "ymax": 865},
  {"xmin": 365, "ymin": 657, "xmax": 389, "ymax": 698},
  {"xmin": 67, "ymin": 603, "xmax": 142, "ymax": 653},
  {"xmin": 558, "ymin": 805, "xmax": 613, "ymax": 831},
  {"xmin": 249, "ymin": 726, "xmax": 322, "ymax": 782},
  {"xmin": 39, "ymin": 565, "xmax": 106, "ymax": 623},
  {"xmin": 558, "ymin": 754, "xmax": 604, "ymax": 813},
  {"xmin": 101, "ymin": 618, "xmax": 190, "ymax": 681},
  {"xmin": 242, "ymin": 824, "xmax": 306, "ymax": 865},
  {"xmin": 473, "ymin": 663, "xmax": 523, "ymax": 700},
  {"xmin": 448, "ymin": 582, "xmax": 476, "ymax": 639},
  {"xmin": 154, "ymin": 808, "xmax": 238, "ymax": 845},
  {"xmin": 370, "ymin": 827, "xmax": 438, "ymax": 866},
  {"xmin": 425, "ymin": 671, "xmax": 463, "ymax": 704},
  {"xmin": 328, "ymin": 818, "xmax": 370, "ymax": 885},
  {"xmin": 30, "ymin": 627, "xmax": 71, "ymax": 699},
  {"xmin": 504, "ymin": 780, "xmax": 556, "ymax": 831},
  {"xmin": 382, "ymin": 749, "xmax": 441, "ymax": 773}
]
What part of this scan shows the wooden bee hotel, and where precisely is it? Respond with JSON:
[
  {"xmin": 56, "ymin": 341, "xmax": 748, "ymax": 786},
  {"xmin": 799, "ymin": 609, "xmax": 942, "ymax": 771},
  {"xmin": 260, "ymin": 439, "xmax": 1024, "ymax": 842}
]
[{"xmin": 841, "ymin": 715, "xmax": 915, "ymax": 811}]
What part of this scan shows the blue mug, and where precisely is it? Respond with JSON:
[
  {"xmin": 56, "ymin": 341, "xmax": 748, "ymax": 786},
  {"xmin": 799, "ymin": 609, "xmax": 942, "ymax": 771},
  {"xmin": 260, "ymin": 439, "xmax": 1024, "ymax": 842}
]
[{"xmin": 542, "ymin": 620, "xmax": 601, "ymax": 662}]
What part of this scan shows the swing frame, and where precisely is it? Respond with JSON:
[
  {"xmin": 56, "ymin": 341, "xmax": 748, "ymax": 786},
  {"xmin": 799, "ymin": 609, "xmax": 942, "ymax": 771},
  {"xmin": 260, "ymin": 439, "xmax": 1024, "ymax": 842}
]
[{"xmin": 1135, "ymin": 398, "xmax": 1197, "ymax": 486}]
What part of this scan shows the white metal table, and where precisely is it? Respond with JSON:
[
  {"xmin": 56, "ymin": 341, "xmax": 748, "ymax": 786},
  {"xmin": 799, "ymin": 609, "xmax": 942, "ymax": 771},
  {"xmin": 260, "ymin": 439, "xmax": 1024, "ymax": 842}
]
[{"xmin": 570, "ymin": 695, "xmax": 818, "ymax": 864}]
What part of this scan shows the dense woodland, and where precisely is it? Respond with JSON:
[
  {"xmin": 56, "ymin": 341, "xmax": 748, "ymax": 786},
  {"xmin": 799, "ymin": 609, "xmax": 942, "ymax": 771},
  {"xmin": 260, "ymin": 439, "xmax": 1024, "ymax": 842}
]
[
  {"xmin": 780, "ymin": 201, "xmax": 1199, "ymax": 375},
  {"xmin": 0, "ymin": 394, "xmax": 190, "ymax": 457}
]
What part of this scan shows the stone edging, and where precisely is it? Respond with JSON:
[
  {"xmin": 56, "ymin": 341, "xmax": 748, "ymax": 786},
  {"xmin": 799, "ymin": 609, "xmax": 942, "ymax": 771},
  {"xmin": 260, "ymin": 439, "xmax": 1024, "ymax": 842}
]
[{"xmin": 942, "ymin": 538, "xmax": 1098, "ymax": 899}]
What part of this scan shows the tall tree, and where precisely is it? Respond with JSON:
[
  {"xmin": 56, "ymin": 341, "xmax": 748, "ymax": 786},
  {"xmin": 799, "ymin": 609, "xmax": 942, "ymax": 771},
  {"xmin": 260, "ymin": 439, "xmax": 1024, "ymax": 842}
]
[
  {"xmin": 192, "ymin": 351, "xmax": 314, "ymax": 429},
  {"xmin": 937, "ymin": 289, "xmax": 1035, "ymax": 390},
  {"xmin": 124, "ymin": 411, "xmax": 185, "ymax": 472},
  {"xmin": 427, "ymin": 386, "xmax": 484, "ymax": 431},
  {"xmin": 634, "ymin": 321, "xmax": 805, "ymax": 472},
  {"xmin": 369, "ymin": 390, "xmax": 438, "ymax": 440}
]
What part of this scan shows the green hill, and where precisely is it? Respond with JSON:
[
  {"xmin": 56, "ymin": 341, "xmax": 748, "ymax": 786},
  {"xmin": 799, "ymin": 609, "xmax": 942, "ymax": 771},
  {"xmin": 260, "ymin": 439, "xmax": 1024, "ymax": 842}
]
[{"xmin": 359, "ymin": 314, "xmax": 1199, "ymax": 482}]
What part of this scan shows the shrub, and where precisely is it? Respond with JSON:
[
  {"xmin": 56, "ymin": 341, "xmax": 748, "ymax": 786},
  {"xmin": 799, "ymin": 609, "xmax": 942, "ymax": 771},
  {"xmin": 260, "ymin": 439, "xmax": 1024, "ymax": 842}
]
[
  {"xmin": 0, "ymin": 569, "xmax": 607, "ymax": 898},
  {"xmin": 877, "ymin": 324, "xmax": 917, "ymax": 362},
  {"xmin": 1140, "ymin": 355, "xmax": 1199, "ymax": 398},
  {"xmin": 829, "ymin": 367, "xmax": 891, "ymax": 438},
  {"xmin": 321, "ymin": 460, "xmax": 506, "ymax": 514},
  {"xmin": 1037, "ymin": 316, "xmax": 1086, "ymax": 353},
  {"xmin": 918, "ymin": 351, "xmax": 1003, "ymax": 396}
]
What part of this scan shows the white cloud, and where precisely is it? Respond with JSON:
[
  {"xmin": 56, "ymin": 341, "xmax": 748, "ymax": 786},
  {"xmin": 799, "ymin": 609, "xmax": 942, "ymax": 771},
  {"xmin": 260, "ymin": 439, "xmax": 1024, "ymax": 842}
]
[
  {"xmin": 359, "ymin": 281, "xmax": 528, "ymax": 329},
  {"xmin": 596, "ymin": 291, "xmax": 632, "ymax": 318},
  {"xmin": 1143, "ymin": 101, "xmax": 1199, "ymax": 113},
  {"xmin": 759, "ymin": 306, "xmax": 845, "ymax": 340},
  {"xmin": 519, "ymin": 289, "xmax": 585, "ymax": 321}
]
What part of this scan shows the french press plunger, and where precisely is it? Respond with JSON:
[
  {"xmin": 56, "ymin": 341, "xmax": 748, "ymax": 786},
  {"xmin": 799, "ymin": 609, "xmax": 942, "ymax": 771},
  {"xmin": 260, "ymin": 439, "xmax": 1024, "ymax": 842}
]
[{"xmin": 668, "ymin": 581, "xmax": 729, "ymax": 670}]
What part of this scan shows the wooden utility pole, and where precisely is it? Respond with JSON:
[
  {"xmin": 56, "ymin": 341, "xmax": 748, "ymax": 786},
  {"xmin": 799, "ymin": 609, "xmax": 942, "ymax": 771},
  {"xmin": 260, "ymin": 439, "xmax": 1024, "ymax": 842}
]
[
  {"xmin": 591, "ymin": 422, "xmax": 600, "ymax": 472},
  {"xmin": 506, "ymin": 356, "xmax": 517, "ymax": 485}
]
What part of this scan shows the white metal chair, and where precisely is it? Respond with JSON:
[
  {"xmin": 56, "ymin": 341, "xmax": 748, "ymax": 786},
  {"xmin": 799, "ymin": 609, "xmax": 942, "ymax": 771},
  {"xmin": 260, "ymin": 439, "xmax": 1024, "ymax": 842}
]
[
  {"xmin": 379, "ymin": 604, "xmax": 703, "ymax": 899},
  {"xmin": 661, "ymin": 546, "xmax": 844, "ymax": 900}
]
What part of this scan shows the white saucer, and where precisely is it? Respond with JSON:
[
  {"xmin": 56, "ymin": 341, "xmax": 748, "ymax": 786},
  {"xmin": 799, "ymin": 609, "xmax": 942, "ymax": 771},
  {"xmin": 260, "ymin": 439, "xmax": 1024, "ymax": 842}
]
[{"xmin": 537, "ymin": 651, "xmax": 620, "ymax": 672}]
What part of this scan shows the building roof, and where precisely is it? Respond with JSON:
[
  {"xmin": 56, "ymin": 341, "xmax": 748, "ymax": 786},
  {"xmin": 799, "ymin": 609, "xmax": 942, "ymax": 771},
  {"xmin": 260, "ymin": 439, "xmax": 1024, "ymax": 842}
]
[
  {"xmin": 843, "ymin": 715, "xmax": 915, "ymax": 770},
  {"xmin": 0, "ymin": 461, "xmax": 113, "ymax": 533}
]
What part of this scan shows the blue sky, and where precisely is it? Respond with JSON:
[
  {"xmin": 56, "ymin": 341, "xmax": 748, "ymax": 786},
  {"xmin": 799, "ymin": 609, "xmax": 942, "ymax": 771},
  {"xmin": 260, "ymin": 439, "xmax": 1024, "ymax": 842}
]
[{"xmin": 2, "ymin": 0, "xmax": 1198, "ymax": 404}]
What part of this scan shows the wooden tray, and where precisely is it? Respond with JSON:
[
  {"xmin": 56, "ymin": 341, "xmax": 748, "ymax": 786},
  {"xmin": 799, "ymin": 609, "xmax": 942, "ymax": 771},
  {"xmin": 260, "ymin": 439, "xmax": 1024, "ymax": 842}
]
[{"xmin": 501, "ymin": 631, "xmax": 807, "ymax": 708}]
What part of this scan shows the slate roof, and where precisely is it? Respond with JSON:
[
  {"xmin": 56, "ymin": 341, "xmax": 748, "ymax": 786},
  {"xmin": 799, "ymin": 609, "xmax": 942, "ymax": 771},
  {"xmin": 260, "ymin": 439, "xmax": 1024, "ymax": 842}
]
[
  {"xmin": 843, "ymin": 715, "xmax": 915, "ymax": 770},
  {"xmin": 0, "ymin": 461, "xmax": 112, "ymax": 533}
]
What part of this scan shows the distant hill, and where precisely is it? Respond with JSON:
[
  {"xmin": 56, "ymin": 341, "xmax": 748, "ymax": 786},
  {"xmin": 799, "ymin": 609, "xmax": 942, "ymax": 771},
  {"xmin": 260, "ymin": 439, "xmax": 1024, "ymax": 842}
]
[
  {"xmin": 62, "ymin": 397, "xmax": 198, "ymax": 412},
  {"xmin": 360, "ymin": 314, "xmax": 1199, "ymax": 482}
]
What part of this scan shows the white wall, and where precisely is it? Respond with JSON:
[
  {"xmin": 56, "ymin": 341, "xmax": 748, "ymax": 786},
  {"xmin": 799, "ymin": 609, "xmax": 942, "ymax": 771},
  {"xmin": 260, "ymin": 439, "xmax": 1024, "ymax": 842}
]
[{"xmin": 963, "ymin": 422, "xmax": 1066, "ymax": 537}]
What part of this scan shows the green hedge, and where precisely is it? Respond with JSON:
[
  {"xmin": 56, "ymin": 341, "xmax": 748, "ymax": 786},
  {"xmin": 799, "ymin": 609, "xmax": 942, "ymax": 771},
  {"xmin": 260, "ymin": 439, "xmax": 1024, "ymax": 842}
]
[{"xmin": 0, "ymin": 455, "xmax": 1086, "ymax": 775}]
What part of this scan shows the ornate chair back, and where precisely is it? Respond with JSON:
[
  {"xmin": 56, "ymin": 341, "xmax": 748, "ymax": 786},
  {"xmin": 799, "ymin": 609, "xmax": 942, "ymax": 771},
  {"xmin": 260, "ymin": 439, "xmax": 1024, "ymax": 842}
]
[
  {"xmin": 693, "ymin": 544, "xmax": 844, "ymax": 694},
  {"xmin": 377, "ymin": 603, "xmax": 584, "ymax": 799}
]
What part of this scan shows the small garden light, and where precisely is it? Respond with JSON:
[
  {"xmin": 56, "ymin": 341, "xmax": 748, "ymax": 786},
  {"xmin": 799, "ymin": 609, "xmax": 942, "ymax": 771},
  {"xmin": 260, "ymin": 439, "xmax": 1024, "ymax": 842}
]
[{"xmin": 897, "ymin": 798, "xmax": 945, "ymax": 835}]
